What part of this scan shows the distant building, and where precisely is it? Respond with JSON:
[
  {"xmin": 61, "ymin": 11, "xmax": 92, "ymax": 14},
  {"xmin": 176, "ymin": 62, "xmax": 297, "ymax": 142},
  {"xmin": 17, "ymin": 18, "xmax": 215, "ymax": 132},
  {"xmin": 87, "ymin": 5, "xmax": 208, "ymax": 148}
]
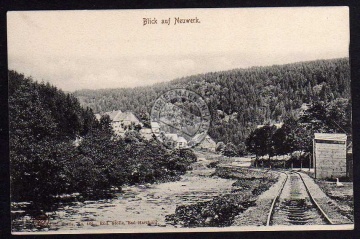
[
  {"xmin": 299, "ymin": 103, "xmax": 311, "ymax": 117},
  {"xmin": 177, "ymin": 136, "xmax": 188, "ymax": 148},
  {"xmin": 95, "ymin": 110, "xmax": 143, "ymax": 135},
  {"xmin": 161, "ymin": 133, "xmax": 188, "ymax": 149},
  {"xmin": 151, "ymin": 122, "xmax": 160, "ymax": 136},
  {"xmin": 189, "ymin": 132, "xmax": 207, "ymax": 147},
  {"xmin": 195, "ymin": 134, "xmax": 217, "ymax": 152},
  {"xmin": 94, "ymin": 113, "xmax": 102, "ymax": 121},
  {"xmin": 139, "ymin": 128, "xmax": 154, "ymax": 140},
  {"xmin": 313, "ymin": 133, "xmax": 347, "ymax": 179},
  {"xmin": 256, "ymin": 122, "xmax": 283, "ymax": 129},
  {"xmin": 163, "ymin": 133, "xmax": 178, "ymax": 148}
]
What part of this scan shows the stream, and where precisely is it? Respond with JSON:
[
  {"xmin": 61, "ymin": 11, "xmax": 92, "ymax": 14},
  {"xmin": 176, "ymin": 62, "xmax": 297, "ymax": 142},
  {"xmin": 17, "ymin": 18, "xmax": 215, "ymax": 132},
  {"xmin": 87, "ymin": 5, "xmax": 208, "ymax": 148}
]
[{"xmin": 12, "ymin": 157, "xmax": 237, "ymax": 232}]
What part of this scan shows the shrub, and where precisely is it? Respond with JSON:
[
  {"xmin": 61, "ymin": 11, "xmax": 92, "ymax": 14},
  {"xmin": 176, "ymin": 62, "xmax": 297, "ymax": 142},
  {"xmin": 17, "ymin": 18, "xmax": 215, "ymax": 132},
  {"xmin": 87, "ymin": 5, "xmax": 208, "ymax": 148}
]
[
  {"xmin": 223, "ymin": 143, "xmax": 238, "ymax": 157},
  {"xmin": 166, "ymin": 149, "xmax": 197, "ymax": 173},
  {"xmin": 207, "ymin": 161, "xmax": 220, "ymax": 168}
]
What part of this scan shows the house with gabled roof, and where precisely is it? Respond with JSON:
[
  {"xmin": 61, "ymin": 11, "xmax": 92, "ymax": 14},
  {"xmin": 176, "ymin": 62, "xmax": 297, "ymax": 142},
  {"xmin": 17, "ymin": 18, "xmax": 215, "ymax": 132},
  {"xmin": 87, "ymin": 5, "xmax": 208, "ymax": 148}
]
[
  {"xmin": 195, "ymin": 134, "xmax": 216, "ymax": 152},
  {"xmin": 177, "ymin": 136, "xmax": 188, "ymax": 148},
  {"xmin": 163, "ymin": 133, "xmax": 178, "ymax": 148},
  {"xmin": 95, "ymin": 110, "xmax": 143, "ymax": 135},
  {"xmin": 159, "ymin": 133, "xmax": 188, "ymax": 148},
  {"xmin": 115, "ymin": 111, "xmax": 141, "ymax": 126}
]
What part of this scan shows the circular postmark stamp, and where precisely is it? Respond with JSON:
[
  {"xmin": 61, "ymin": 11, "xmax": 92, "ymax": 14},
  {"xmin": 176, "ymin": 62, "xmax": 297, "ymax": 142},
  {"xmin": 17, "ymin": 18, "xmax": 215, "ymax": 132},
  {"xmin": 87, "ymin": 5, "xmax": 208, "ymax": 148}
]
[
  {"xmin": 150, "ymin": 89, "xmax": 211, "ymax": 148},
  {"xmin": 32, "ymin": 213, "xmax": 50, "ymax": 228}
]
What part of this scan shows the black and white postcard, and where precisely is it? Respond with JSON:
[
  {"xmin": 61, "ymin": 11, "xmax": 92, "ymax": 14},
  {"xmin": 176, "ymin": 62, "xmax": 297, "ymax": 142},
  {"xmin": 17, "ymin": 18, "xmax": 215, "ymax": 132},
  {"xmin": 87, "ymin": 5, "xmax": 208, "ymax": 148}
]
[{"xmin": 7, "ymin": 7, "xmax": 353, "ymax": 234}]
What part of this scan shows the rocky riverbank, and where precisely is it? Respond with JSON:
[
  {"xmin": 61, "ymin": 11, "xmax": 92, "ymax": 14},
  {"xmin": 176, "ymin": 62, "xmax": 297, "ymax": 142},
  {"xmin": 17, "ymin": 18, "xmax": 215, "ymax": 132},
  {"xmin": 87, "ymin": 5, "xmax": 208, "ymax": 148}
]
[
  {"xmin": 12, "ymin": 156, "xmax": 239, "ymax": 232},
  {"xmin": 165, "ymin": 166, "xmax": 279, "ymax": 227}
]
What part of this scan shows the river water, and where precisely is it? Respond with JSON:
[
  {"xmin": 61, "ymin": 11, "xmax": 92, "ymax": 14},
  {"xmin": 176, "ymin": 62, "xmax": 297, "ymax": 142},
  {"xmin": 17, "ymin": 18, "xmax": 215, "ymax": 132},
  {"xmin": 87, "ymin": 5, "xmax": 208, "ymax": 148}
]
[{"xmin": 13, "ymin": 157, "xmax": 237, "ymax": 232}]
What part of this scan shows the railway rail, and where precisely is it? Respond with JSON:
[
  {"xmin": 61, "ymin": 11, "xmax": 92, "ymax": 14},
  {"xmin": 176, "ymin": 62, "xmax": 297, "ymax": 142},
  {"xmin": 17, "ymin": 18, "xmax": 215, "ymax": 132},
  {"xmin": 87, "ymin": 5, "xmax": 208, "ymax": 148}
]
[{"xmin": 266, "ymin": 171, "xmax": 333, "ymax": 226}]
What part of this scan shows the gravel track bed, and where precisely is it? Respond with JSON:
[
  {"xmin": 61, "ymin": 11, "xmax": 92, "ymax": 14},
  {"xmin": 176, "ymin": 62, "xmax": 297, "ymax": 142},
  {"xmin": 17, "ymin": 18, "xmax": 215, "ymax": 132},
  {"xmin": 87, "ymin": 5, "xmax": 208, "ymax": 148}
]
[
  {"xmin": 272, "ymin": 173, "xmax": 326, "ymax": 225},
  {"xmin": 232, "ymin": 172, "xmax": 286, "ymax": 226},
  {"xmin": 315, "ymin": 180, "xmax": 353, "ymax": 222},
  {"xmin": 298, "ymin": 172, "xmax": 352, "ymax": 224}
]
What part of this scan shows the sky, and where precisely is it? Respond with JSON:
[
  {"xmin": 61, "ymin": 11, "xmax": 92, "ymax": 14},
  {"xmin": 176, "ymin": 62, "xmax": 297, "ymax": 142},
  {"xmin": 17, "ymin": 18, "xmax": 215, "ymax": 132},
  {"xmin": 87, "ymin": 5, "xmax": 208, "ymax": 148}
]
[{"xmin": 7, "ymin": 7, "xmax": 349, "ymax": 92}]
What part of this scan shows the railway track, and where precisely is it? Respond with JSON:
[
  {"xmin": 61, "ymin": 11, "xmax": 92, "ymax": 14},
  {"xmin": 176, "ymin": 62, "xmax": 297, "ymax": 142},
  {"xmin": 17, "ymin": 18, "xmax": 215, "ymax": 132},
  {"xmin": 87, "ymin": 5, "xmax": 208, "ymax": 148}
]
[{"xmin": 266, "ymin": 171, "xmax": 333, "ymax": 226}]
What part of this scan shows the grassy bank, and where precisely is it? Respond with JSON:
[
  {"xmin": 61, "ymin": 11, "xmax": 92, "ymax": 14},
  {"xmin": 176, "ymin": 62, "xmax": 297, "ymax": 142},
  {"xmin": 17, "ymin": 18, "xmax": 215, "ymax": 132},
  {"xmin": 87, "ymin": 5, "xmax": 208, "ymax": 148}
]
[{"xmin": 315, "ymin": 179, "xmax": 353, "ymax": 222}]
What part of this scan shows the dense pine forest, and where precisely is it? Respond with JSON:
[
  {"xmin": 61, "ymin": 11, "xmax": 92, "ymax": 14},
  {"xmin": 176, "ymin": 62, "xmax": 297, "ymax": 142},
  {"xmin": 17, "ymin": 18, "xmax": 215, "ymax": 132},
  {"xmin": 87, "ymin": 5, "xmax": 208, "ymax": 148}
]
[
  {"xmin": 74, "ymin": 58, "xmax": 351, "ymax": 152},
  {"xmin": 9, "ymin": 58, "xmax": 351, "ymax": 204},
  {"xmin": 9, "ymin": 70, "xmax": 197, "ymax": 205}
]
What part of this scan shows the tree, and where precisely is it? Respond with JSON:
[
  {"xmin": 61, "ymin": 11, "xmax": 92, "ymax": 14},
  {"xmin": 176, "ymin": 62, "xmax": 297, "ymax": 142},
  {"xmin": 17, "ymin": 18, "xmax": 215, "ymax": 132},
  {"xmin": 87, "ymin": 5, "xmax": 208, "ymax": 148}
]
[
  {"xmin": 9, "ymin": 81, "xmax": 62, "ymax": 202},
  {"xmin": 98, "ymin": 115, "xmax": 113, "ymax": 136},
  {"xmin": 215, "ymin": 142, "xmax": 226, "ymax": 153},
  {"xmin": 237, "ymin": 142, "xmax": 247, "ymax": 156},
  {"xmin": 223, "ymin": 142, "xmax": 238, "ymax": 157},
  {"xmin": 73, "ymin": 58, "xmax": 350, "ymax": 152},
  {"xmin": 246, "ymin": 125, "xmax": 277, "ymax": 160},
  {"xmin": 272, "ymin": 118, "xmax": 298, "ymax": 156},
  {"xmin": 9, "ymin": 70, "xmax": 200, "ymax": 205},
  {"xmin": 326, "ymin": 98, "xmax": 351, "ymax": 134}
]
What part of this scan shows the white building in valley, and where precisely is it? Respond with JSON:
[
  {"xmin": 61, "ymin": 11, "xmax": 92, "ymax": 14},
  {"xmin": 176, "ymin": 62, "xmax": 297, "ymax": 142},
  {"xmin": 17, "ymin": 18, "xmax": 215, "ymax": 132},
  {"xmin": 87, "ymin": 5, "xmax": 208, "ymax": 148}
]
[{"xmin": 95, "ymin": 110, "xmax": 143, "ymax": 136}]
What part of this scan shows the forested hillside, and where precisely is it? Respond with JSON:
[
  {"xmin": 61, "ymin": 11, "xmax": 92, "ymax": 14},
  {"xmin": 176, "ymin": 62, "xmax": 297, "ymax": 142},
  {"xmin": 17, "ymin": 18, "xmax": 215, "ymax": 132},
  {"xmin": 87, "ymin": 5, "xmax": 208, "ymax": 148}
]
[
  {"xmin": 9, "ymin": 71, "xmax": 197, "ymax": 204},
  {"xmin": 74, "ymin": 58, "xmax": 351, "ymax": 149},
  {"xmin": 9, "ymin": 70, "xmax": 97, "ymax": 141}
]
